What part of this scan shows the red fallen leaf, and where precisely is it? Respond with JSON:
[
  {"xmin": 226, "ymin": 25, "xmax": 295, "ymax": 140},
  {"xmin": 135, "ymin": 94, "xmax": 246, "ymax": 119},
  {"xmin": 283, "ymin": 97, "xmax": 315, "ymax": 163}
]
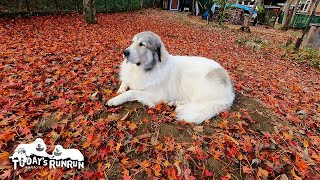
[
  {"xmin": 82, "ymin": 171, "xmax": 95, "ymax": 179},
  {"xmin": 287, "ymin": 114, "xmax": 300, "ymax": 123},
  {"xmin": 177, "ymin": 127, "xmax": 184, "ymax": 131},
  {"xmin": 20, "ymin": 127, "xmax": 31, "ymax": 136},
  {"xmin": 242, "ymin": 165, "xmax": 253, "ymax": 174},
  {"xmin": 242, "ymin": 111, "xmax": 255, "ymax": 124},
  {"xmin": 166, "ymin": 167, "xmax": 177, "ymax": 180},
  {"xmin": 295, "ymin": 157, "xmax": 309, "ymax": 172},
  {"xmin": 221, "ymin": 174, "xmax": 231, "ymax": 180},
  {"xmin": 262, "ymin": 131, "xmax": 272, "ymax": 139},
  {"xmin": 107, "ymin": 106, "xmax": 122, "ymax": 112},
  {"xmin": 147, "ymin": 109, "xmax": 155, "ymax": 114},
  {"xmin": 87, "ymin": 133, "xmax": 93, "ymax": 142},
  {"xmin": 154, "ymin": 103, "xmax": 163, "ymax": 111},
  {"xmin": 74, "ymin": 175, "xmax": 81, "ymax": 180},
  {"xmin": 220, "ymin": 111, "xmax": 229, "ymax": 118},
  {"xmin": 0, "ymin": 128, "xmax": 16, "ymax": 142},
  {"xmin": 203, "ymin": 169, "xmax": 214, "ymax": 177},
  {"xmin": 51, "ymin": 98, "xmax": 66, "ymax": 108},
  {"xmin": 184, "ymin": 168, "xmax": 191, "ymax": 177},
  {"xmin": 0, "ymin": 170, "xmax": 12, "ymax": 179}
]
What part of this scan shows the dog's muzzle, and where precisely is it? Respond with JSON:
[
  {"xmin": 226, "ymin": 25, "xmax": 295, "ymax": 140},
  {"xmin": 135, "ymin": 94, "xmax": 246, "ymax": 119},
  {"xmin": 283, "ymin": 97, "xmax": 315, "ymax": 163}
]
[
  {"xmin": 123, "ymin": 49, "xmax": 140, "ymax": 66},
  {"xmin": 123, "ymin": 49, "xmax": 130, "ymax": 57},
  {"xmin": 36, "ymin": 147, "xmax": 44, "ymax": 151},
  {"xmin": 125, "ymin": 59, "xmax": 140, "ymax": 66}
]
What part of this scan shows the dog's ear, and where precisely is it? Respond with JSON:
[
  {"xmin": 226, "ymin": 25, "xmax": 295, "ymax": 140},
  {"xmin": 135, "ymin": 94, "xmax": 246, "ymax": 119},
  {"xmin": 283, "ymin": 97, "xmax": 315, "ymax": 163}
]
[
  {"xmin": 144, "ymin": 45, "xmax": 160, "ymax": 71},
  {"xmin": 144, "ymin": 53, "xmax": 157, "ymax": 71}
]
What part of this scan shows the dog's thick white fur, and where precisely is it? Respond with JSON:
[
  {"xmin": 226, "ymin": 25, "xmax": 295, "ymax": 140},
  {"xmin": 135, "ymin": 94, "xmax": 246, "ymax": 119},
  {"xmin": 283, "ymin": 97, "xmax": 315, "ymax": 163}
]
[{"xmin": 107, "ymin": 31, "xmax": 235, "ymax": 124}]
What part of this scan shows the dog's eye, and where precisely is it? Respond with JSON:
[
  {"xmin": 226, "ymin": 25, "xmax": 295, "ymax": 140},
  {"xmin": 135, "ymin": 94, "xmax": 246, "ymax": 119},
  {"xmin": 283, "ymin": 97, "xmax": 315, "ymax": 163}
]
[{"xmin": 139, "ymin": 43, "xmax": 145, "ymax": 47}]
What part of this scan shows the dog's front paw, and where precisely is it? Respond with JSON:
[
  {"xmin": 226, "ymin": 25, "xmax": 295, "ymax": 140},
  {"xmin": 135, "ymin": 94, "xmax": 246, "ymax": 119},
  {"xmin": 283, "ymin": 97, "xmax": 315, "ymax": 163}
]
[
  {"xmin": 106, "ymin": 97, "xmax": 123, "ymax": 106},
  {"xmin": 117, "ymin": 83, "xmax": 128, "ymax": 94},
  {"xmin": 117, "ymin": 87, "xmax": 127, "ymax": 94}
]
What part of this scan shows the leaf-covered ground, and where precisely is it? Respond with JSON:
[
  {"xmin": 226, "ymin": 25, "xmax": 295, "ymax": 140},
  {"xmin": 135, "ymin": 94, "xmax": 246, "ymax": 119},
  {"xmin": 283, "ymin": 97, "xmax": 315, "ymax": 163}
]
[{"xmin": 1, "ymin": 9, "xmax": 319, "ymax": 179}]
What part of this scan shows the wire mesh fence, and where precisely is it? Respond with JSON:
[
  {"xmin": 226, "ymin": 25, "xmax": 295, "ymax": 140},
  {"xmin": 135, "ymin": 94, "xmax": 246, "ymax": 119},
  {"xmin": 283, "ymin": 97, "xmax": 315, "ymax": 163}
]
[
  {"xmin": 278, "ymin": 12, "xmax": 320, "ymax": 29},
  {"xmin": 0, "ymin": 0, "xmax": 156, "ymax": 15}
]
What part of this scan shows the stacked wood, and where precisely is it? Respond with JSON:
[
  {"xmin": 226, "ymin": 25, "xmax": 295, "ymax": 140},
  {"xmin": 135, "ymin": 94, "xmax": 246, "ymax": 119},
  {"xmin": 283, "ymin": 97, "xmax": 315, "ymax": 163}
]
[{"xmin": 228, "ymin": 9, "xmax": 245, "ymax": 25}]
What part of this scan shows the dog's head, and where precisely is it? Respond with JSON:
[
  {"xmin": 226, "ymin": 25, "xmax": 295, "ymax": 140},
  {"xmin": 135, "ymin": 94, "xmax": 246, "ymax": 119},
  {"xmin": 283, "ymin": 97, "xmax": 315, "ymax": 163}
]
[
  {"xmin": 17, "ymin": 148, "xmax": 26, "ymax": 155},
  {"xmin": 34, "ymin": 138, "xmax": 46, "ymax": 152},
  {"xmin": 53, "ymin": 145, "xmax": 63, "ymax": 156},
  {"xmin": 123, "ymin": 31, "xmax": 169, "ymax": 71}
]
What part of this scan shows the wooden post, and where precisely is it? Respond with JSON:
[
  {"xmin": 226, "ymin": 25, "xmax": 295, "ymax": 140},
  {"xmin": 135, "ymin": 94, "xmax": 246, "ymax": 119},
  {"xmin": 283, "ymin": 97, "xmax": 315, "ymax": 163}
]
[{"xmin": 281, "ymin": 0, "xmax": 293, "ymax": 30}]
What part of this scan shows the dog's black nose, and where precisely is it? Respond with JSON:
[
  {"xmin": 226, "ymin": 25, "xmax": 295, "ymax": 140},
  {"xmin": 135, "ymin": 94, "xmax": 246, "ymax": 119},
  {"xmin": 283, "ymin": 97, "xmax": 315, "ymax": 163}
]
[{"xmin": 123, "ymin": 50, "xmax": 130, "ymax": 57}]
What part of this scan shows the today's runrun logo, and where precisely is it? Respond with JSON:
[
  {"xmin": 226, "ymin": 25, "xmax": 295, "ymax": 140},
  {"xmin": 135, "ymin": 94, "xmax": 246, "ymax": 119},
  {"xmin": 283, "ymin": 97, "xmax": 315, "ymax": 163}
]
[{"xmin": 9, "ymin": 138, "xmax": 84, "ymax": 170}]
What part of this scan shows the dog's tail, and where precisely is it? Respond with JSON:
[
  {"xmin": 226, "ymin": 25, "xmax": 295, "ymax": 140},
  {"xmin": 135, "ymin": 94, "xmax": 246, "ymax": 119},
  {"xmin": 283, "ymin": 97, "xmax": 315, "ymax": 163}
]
[{"xmin": 175, "ymin": 101, "xmax": 232, "ymax": 124}]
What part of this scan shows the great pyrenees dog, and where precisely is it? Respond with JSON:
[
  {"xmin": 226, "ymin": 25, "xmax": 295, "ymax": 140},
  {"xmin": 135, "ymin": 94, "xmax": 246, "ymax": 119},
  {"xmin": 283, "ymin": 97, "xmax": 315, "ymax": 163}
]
[
  {"xmin": 107, "ymin": 31, "xmax": 235, "ymax": 124},
  {"xmin": 9, "ymin": 138, "xmax": 50, "ymax": 160},
  {"xmin": 51, "ymin": 145, "xmax": 84, "ymax": 161}
]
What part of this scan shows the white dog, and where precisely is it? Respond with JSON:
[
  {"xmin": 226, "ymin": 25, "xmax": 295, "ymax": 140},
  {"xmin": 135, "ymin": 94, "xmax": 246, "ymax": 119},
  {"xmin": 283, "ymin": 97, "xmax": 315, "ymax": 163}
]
[
  {"xmin": 107, "ymin": 31, "xmax": 235, "ymax": 124},
  {"xmin": 9, "ymin": 138, "xmax": 50, "ymax": 160},
  {"xmin": 51, "ymin": 145, "xmax": 84, "ymax": 161},
  {"xmin": 10, "ymin": 148, "xmax": 27, "ymax": 163}
]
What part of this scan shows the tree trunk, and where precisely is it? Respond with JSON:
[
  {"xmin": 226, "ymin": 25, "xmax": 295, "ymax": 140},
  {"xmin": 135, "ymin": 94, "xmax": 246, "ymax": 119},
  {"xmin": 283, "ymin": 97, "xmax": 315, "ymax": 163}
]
[
  {"xmin": 289, "ymin": 0, "xmax": 301, "ymax": 27},
  {"xmin": 140, "ymin": 0, "xmax": 143, "ymax": 9},
  {"xmin": 54, "ymin": 0, "xmax": 60, "ymax": 12},
  {"xmin": 192, "ymin": 0, "xmax": 195, "ymax": 15},
  {"xmin": 83, "ymin": 0, "xmax": 97, "ymax": 24},
  {"xmin": 218, "ymin": 2, "xmax": 226, "ymax": 25},
  {"xmin": 281, "ymin": 0, "xmax": 293, "ymax": 30},
  {"xmin": 295, "ymin": 0, "xmax": 320, "ymax": 50},
  {"xmin": 240, "ymin": 0, "xmax": 259, "ymax": 32},
  {"xmin": 17, "ymin": 0, "xmax": 23, "ymax": 13},
  {"xmin": 26, "ymin": 0, "xmax": 30, "ymax": 12}
]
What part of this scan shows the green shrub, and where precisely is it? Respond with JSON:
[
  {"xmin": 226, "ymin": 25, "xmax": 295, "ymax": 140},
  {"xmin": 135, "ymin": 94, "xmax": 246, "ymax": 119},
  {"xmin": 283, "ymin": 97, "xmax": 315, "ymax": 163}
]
[
  {"xmin": 235, "ymin": 36, "xmax": 249, "ymax": 45},
  {"xmin": 257, "ymin": 5, "xmax": 265, "ymax": 24},
  {"xmin": 285, "ymin": 47, "xmax": 320, "ymax": 69}
]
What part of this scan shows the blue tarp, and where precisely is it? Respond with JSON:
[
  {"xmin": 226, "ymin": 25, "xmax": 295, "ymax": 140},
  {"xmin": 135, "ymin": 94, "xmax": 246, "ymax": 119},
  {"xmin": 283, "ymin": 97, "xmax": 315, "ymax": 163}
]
[
  {"xmin": 230, "ymin": 4, "xmax": 257, "ymax": 17},
  {"xmin": 202, "ymin": 3, "xmax": 257, "ymax": 18}
]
